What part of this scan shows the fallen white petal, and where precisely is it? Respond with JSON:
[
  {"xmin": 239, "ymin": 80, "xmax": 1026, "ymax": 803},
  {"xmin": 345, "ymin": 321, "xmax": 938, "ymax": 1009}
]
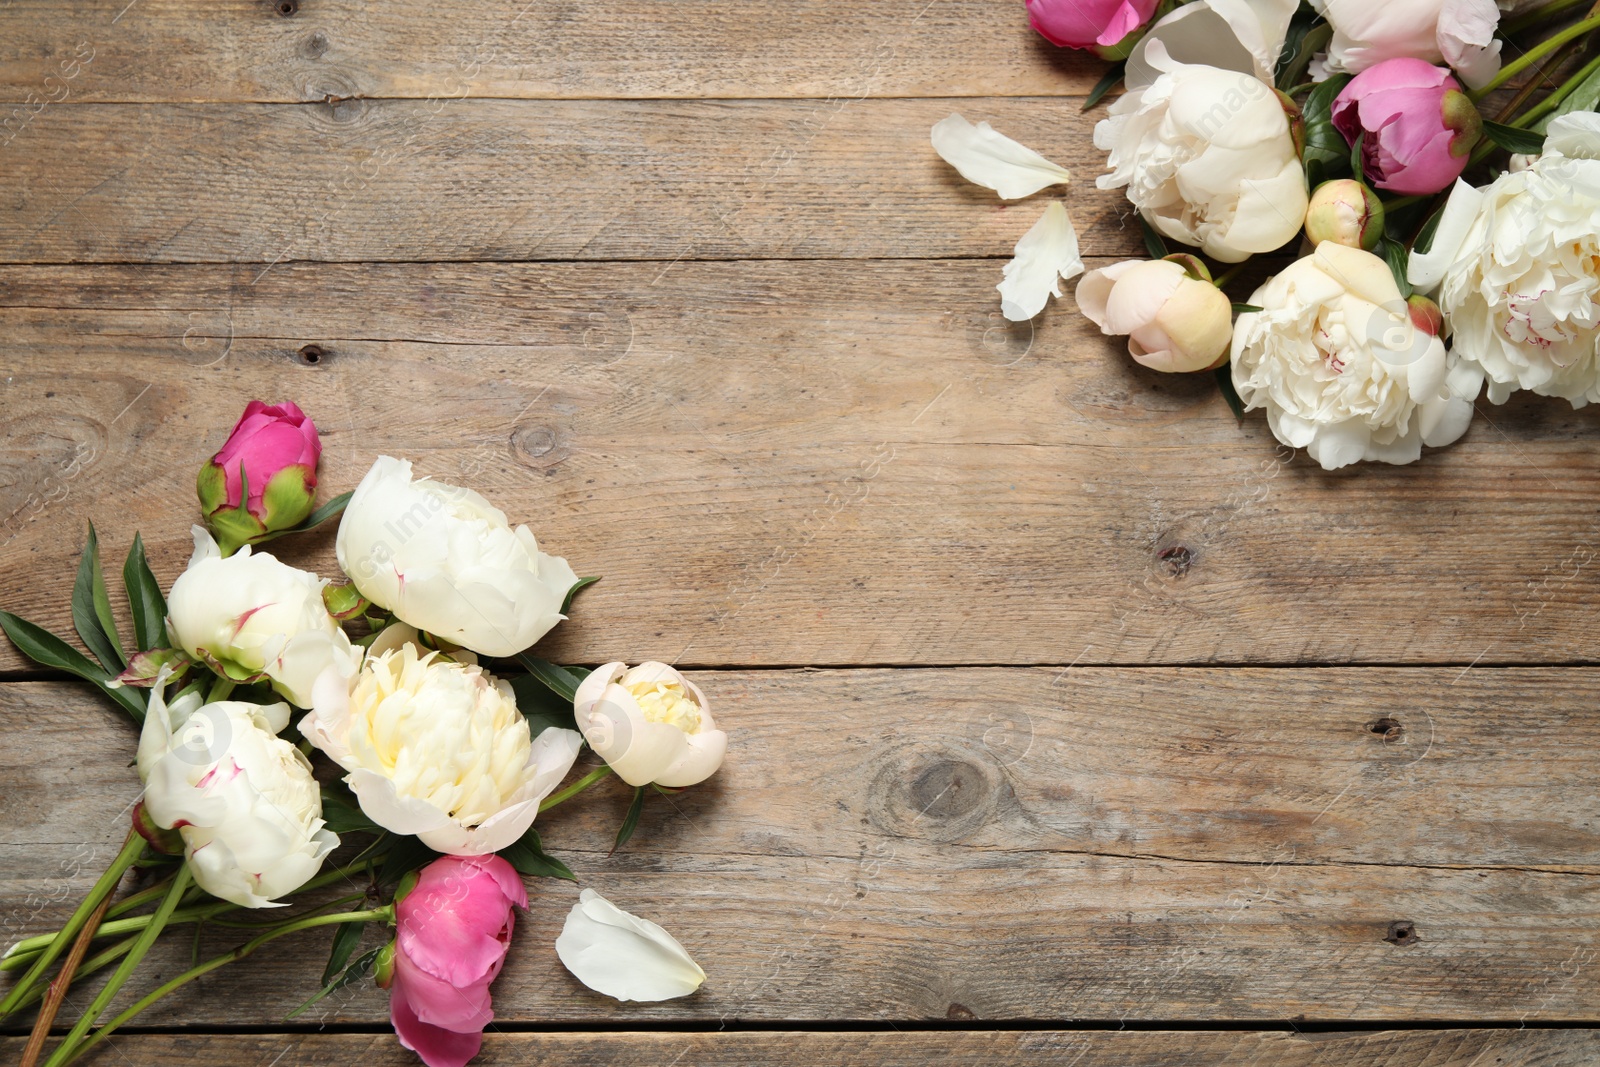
[
  {"xmin": 998, "ymin": 202, "xmax": 1083, "ymax": 322},
  {"xmin": 931, "ymin": 113, "xmax": 1071, "ymax": 199},
  {"xmin": 556, "ymin": 889, "xmax": 706, "ymax": 1003}
]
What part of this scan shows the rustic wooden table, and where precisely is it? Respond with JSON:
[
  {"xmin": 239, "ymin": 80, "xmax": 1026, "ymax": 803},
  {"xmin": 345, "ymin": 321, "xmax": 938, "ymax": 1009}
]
[{"xmin": 3, "ymin": 2, "xmax": 1599, "ymax": 1064}]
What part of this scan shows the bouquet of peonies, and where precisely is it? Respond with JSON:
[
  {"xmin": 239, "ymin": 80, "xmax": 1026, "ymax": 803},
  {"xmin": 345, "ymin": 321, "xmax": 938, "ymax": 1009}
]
[
  {"xmin": 0, "ymin": 402, "xmax": 726, "ymax": 1067},
  {"xmin": 937, "ymin": 0, "xmax": 1600, "ymax": 469}
]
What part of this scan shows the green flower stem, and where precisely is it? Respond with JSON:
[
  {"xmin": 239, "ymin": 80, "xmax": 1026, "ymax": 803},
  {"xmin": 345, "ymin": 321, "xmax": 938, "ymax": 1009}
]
[
  {"xmin": 3, "ymin": 854, "xmax": 387, "ymax": 969},
  {"xmin": 206, "ymin": 677, "xmax": 236, "ymax": 702},
  {"xmin": 1211, "ymin": 262, "xmax": 1249, "ymax": 290},
  {"xmin": 539, "ymin": 764, "xmax": 614, "ymax": 812},
  {"xmin": 1503, "ymin": 0, "xmax": 1593, "ymax": 36},
  {"xmin": 2, "ymin": 900, "xmax": 235, "ymax": 970},
  {"xmin": 1514, "ymin": 49, "xmax": 1600, "ymax": 127},
  {"xmin": 103, "ymin": 872, "xmax": 177, "ymax": 921},
  {"xmin": 61, "ymin": 907, "xmax": 393, "ymax": 1066},
  {"xmin": 1470, "ymin": 13, "xmax": 1600, "ymax": 100},
  {"xmin": 42, "ymin": 865, "xmax": 192, "ymax": 1067},
  {"xmin": 0, "ymin": 830, "xmax": 144, "ymax": 1019},
  {"xmin": 8, "ymin": 936, "xmax": 139, "ymax": 1015}
]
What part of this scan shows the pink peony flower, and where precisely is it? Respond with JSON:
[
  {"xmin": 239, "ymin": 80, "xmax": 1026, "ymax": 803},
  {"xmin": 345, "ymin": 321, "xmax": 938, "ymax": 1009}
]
[
  {"xmin": 385, "ymin": 855, "xmax": 527, "ymax": 1067},
  {"xmin": 1332, "ymin": 58, "xmax": 1482, "ymax": 196},
  {"xmin": 197, "ymin": 401, "xmax": 321, "ymax": 553},
  {"xmin": 1026, "ymin": 0, "xmax": 1162, "ymax": 57}
]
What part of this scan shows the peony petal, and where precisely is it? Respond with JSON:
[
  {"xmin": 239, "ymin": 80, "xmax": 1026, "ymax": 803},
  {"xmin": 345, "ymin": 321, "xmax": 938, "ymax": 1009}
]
[
  {"xmin": 1419, "ymin": 395, "xmax": 1475, "ymax": 446},
  {"xmin": 1074, "ymin": 260, "xmax": 1143, "ymax": 332},
  {"xmin": 1126, "ymin": 0, "xmax": 1297, "ymax": 87},
  {"xmin": 390, "ymin": 984, "xmax": 484, "ymax": 1067},
  {"xmin": 997, "ymin": 202, "xmax": 1083, "ymax": 321},
  {"xmin": 654, "ymin": 729, "xmax": 729, "ymax": 789},
  {"xmin": 930, "ymin": 113, "xmax": 1072, "ymax": 199},
  {"xmin": 556, "ymin": 889, "xmax": 706, "ymax": 1002},
  {"xmin": 1544, "ymin": 111, "xmax": 1600, "ymax": 161},
  {"xmin": 1407, "ymin": 179, "xmax": 1485, "ymax": 291},
  {"xmin": 1438, "ymin": 0, "xmax": 1502, "ymax": 89}
]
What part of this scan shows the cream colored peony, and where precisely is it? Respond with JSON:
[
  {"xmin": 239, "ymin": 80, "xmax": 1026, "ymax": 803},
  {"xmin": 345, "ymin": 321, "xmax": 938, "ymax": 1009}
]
[
  {"xmin": 300, "ymin": 644, "xmax": 582, "ymax": 855},
  {"xmin": 138, "ymin": 676, "xmax": 337, "ymax": 908},
  {"xmin": 1409, "ymin": 112, "xmax": 1600, "ymax": 407},
  {"xmin": 1232, "ymin": 242, "xmax": 1477, "ymax": 469},
  {"xmin": 1095, "ymin": 42, "xmax": 1307, "ymax": 263},
  {"xmin": 336, "ymin": 456, "xmax": 579, "ymax": 658},
  {"xmin": 573, "ymin": 662, "xmax": 726, "ymax": 788},
  {"xmin": 166, "ymin": 527, "xmax": 358, "ymax": 709}
]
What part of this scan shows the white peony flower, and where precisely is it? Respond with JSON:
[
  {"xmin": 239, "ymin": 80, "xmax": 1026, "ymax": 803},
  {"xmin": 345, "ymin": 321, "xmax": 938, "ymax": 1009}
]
[
  {"xmin": 1232, "ymin": 242, "xmax": 1477, "ymax": 469},
  {"xmin": 574, "ymin": 661, "xmax": 727, "ymax": 788},
  {"xmin": 137, "ymin": 676, "xmax": 337, "ymax": 908},
  {"xmin": 930, "ymin": 113, "xmax": 1071, "ymax": 199},
  {"xmin": 999, "ymin": 202, "xmax": 1084, "ymax": 321},
  {"xmin": 1095, "ymin": 42, "xmax": 1308, "ymax": 263},
  {"xmin": 166, "ymin": 527, "xmax": 358, "ymax": 709},
  {"xmin": 1409, "ymin": 113, "xmax": 1600, "ymax": 407},
  {"xmin": 1076, "ymin": 258, "xmax": 1234, "ymax": 372},
  {"xmin": 555, "ymin": 889, "xmax": 705, "ymax": 1002},
  {"xmin": 336, "ymin": 456, "xmax": 580, "ymax": 658},
  {"xmin": 300, "ymin": 644, "xmax": 583, "ymax": 855},
  {"xmin": 1307, "ymin": 0, "xmax": 1502, "ymax": 89}
]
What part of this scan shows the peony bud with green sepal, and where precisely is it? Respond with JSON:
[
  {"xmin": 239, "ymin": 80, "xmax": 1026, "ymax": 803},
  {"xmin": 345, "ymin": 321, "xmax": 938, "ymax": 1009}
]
[{"xmin": 199, "ymin": 401, "xmax": 321, "ymax": 556}]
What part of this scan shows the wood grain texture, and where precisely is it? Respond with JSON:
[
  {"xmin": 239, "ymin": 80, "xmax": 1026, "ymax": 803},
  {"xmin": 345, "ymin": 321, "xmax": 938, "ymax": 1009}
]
[
  {"xmin": 4, "ymin": 671, "xmax": 1598, "ymax": 1025},
  {"xmin": 2, "ymin": 261, "xmax": 1598, "ymax": 671},
  {"xmin": 4, "ymin": 1030, "xmax": 1598, "ymax": 1066},
  {"xmin": 0, "ymin": 97, "xmax": 1132, "ymax": 264},
  {"xmin": 0, "ymin": 1, "xmax": 1105, "ymax": 103}
]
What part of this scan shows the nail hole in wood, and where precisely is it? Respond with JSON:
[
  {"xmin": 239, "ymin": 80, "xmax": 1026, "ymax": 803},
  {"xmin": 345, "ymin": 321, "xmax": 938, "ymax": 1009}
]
[
  {"xmin": 1157, "ymin": 545, "xmax": 1193, "ymax": 577},
  {"xmin": 1367, "ymin": 717, "xmax": 1404, "ymax": 742},
  {"xmin": 1384, "ymin": 921, "xmax": 1418, "ymax": 946},
  {"xmin": 296, "ymin": 344, "xmax": 327, "ymax": 366},
  {"xmin": 277, "ymin": 0, "xmax": 298, "ymax": 16}
]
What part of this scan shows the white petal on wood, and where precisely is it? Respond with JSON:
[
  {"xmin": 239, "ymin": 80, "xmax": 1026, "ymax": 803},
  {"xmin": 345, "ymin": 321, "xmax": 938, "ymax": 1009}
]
[
  {"xmin": 997, "ymin": 202, "xmax": 1083, "ymax": 322},
  {"xmin": 930, "ymin": 113, "xmax": 1071, "ymax": 200}
]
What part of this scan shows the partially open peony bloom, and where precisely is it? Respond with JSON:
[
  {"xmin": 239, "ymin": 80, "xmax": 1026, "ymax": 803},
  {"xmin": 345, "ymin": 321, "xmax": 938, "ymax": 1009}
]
[
  {"xmin": 1096, "ymin": 42, "xmax": 1307, "ymax": 262},
  {"xmin": 336, "ymin": 456, "xmax": 580, "ymax": 658},
  {"xmin": 555, "ymin": 889, "xmax": 705, "ymax": 1002},
  {"xmin": 385, "ymin": 855, "xmax": 525, "ymax": 1067},
  {"xmin": 1026, "ymin": 0, "xmax": 1163, "ymax": 58},
  {"xmin": 1232, "ymin": 242, "xmax": 1477, "ymax": 469},
  {"xmin": 300, "ymin": 643, "xmax": 583, "ymax": 854},
  {"xmin": 166, "ymin": 527, "xmax": 359, "ymax": 709},
  {"xmin": 1308, "ymin": 0, "xmax": 1503, "ymax": 89},
  {"xmin": 574, "ymin": 662, "xmax": 727, "ymax": 788},
  {"xmin": 137, "ymin": 675, "xmax": 337, "ymax": 908},
  {"xmin": 1409, "ymin": 112, "xmax": 1600, "ymax": 406},
  {"xmin": 1076, "ymin": 256, "xmax": 1233, "ymax": 372},
  {"xmin": 197, "ymin": 400, "xmax": 321, "ymax": 556},
  {"xmin": 1332, "ymin": 59, "xmax": 1480, "ymax": 196}
]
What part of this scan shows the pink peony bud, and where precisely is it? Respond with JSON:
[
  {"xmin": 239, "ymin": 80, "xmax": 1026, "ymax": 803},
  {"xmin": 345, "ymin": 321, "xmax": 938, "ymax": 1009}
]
[
  {"xmin": 1331, "ymin": 58, "xmax": 1483, "ymax": 196},
  {"xmin": 1026, "ymin": 0, "xmax": 1163, "ymax": 59},
  {"xmin": 387, "ymin": 855, "xmax": 526, "ymax": 1067},
  {"xmin": 197, "ymin": 401, "xmax": 321, "ymax": 555}
]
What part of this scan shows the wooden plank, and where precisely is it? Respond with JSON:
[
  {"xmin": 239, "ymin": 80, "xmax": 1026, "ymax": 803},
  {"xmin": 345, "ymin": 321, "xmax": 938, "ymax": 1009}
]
[
  {"xmin": 0, "ymin": 98, "xmax": 1129, "ymax": 264},
  {"xmin": 2, "ymin": 261, "xmax": 1598, "ymax": 670},
  {"xmin": 4, "ymin": 1030, "xmax": 1598, "ymax": 1066},
  {"xmin": 0, "ymin": 1, "xmax": 1102, "ymax": 104},
  {"xmin": 3, "ymin": 671, "xmax": 1598, "ymax": 1024}
]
